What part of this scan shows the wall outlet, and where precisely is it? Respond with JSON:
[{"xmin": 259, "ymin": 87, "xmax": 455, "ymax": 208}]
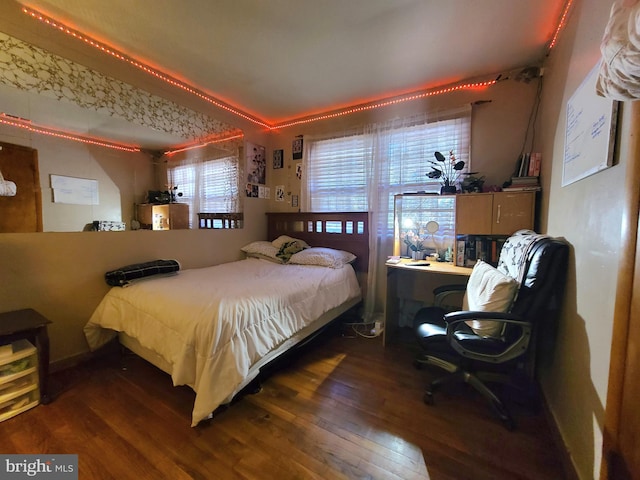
[{"xmin": 371, "ymin": 321, "xmax": 384, "ymax": 337}]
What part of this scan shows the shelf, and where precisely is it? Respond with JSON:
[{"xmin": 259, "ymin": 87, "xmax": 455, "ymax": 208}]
[
  {"xmin": 0, "ymin": 379, "xmax": 38, "ymax": 404},
  {"xmin": 0, "ymin": 338, "xmax": 37, "ymax": 366},
  {"xmin": 0, "ymin": 396, "xmax": 39, "ymax": 422},
  {"xmin": 0, "ymin": 338, "xmax": 40, "ymax": 422},
  {"xmin": 0, "ymin": 365, "xmax": 37, "ymax": 386}
]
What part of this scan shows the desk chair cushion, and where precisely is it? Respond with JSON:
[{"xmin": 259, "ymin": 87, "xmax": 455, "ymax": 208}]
[
  {"xmin": 414, "ymin": 307, "xmax": 515, "ymax": 358},
  {"xmin": 462, "ymin": 260, "xmax": 519, "ymax": 337}
]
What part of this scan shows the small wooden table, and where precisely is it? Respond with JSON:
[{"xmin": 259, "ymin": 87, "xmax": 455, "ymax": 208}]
[{"xmin": 0, "ymin": 309, "xmax": 51, "ymax": 404}]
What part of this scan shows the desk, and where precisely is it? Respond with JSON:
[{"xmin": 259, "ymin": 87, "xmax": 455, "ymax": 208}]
[
  {"xmin": 384, "ymin": 260, "xmax": 471, "ymax": 346},
  {"xmin": 0, "ymin": 309, "xmax": 51, "ymax": 403}
]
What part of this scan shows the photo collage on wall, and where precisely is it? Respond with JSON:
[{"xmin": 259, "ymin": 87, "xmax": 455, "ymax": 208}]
[
  {"xmin": 250, "ymin": 136, "xmax": 303, "ymax": 202},
  {"xmin": 245, "ymin": 142, "xmax": 270, "ymax": 198},
  {"xmin": 275, "ymin": 136, "xmax": 303, "ymax": 203}
]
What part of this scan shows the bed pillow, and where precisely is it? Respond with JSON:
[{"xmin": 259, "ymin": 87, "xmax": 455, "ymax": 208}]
[
  {"xmin": 288, "ymin": 247, "xmax": 356, "ymax": 268},
  {"xmin": 240, "ymin": 241, "xmax": 283, "ymax": 263},
  {"xmin": 271, "ymin": 235, "xmax": 309, "ymax": 250},
  {"xmin": 276, "ymin": 240, "xmax": 308, "ymax": 263},
  {"xmin": 462, "ymin": 260, "xmax": 519, "ymax": 338},
  {"xmin": 105, "ymin": 259, "xmax": 181, "ymax": 287}
]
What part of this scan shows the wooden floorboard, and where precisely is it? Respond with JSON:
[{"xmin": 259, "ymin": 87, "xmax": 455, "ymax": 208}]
[{"xmin": 0, "ymin": 324, "xmax": 568, "ymax": 479}]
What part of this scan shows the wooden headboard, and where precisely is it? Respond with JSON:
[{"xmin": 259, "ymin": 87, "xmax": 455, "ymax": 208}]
[{"xmin": 266, "ymin": 212, "xmax": 369, "ymax": 272}]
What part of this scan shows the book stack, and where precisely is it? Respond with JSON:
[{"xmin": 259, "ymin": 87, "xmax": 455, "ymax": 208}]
[
  {"xmin": 505, "ymin": 152, "xmax": 541, "ymax": 191},
  {"xmin": 504, "ymin": 175, "xmax": 541, "ymax": 191},
  {"xmin": 456, "ymin": 235, "xmax": 506, "ymax": 267}
]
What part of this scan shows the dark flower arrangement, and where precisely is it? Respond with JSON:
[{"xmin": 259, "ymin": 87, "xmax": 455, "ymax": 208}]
[
  {"xmin": 150, "ymin": 185, "xmax": 183, "ymax": 204},
  {"xmin": 426, "ymin": 150, "xmax": 465, "ymax": 187}
]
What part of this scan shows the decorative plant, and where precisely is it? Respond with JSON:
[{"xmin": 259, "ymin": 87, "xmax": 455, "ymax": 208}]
[
  {"xmin": 152, "ymin": 185, "xmax": 183, "ymax": 203},
  {"xmin": 426, "ymin": 150, "xmax": 465, "ymax": 187},
  {"xmin": 165, "ymin": 185, "xmax": 183, "ymax": 203},
  {"xmin": 402, "ymin": 231, "xmax": 424, "ymax": 252},
  {"xmin": 461, "ymin": 174, "xmax": 485, "ymax": 193}
]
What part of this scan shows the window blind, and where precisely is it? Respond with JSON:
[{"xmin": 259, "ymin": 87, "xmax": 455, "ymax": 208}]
[
  {"xmin": 305, "ymin": 107, "xmax": 471, "ymax": 232},
  {"xmin": 168, "ymin": 154, "xmax": 239, "ymax": 228}
]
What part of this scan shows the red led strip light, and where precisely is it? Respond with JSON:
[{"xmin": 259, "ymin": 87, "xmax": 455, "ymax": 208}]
[
  {"xmin": 548, "ymin": 0, "xmax": 573, "ymax": 51},
  {"xmin": 164, "ymin": 133, "xmax": 245, "ymax": 156},
  {"xmin": 21, "ymin": 7, "xmax": 270, "ymax": 129},
  {"xmin": 0, "ymin": 113, "xmax": 141, "ymax": 152},
  {"xmin": 271, "ymin": 80, "xmax": 497, "ymax": 129},
  {"xmin": 22, "ymin": 4, "xmax": 568, "ymax": 131}
]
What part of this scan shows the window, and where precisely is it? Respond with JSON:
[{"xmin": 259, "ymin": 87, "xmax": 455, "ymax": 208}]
[
  {"xmin": 303, "ymin": 106, "xmax": 471, "ymax": 322},
  {"xmin": 167, "ymin": 152, "xmax": 240, "ymax": 228},
  {"xmin": 305, "ymin": 133, "xmax": 370, "ymax": 212},
  {"xmin": 305, "ymin": 106, "xmax": 471, "ymax": 233}
]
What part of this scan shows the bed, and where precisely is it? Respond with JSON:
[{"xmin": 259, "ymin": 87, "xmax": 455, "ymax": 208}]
[{"xmin": 84, "ymin": 212, "xmax": 369, "ymax": 426}]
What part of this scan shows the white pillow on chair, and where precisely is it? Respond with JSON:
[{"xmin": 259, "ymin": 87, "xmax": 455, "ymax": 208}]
[{"xmin": 462, "ymin": 260, "xmax": 519, "ymax": 338}]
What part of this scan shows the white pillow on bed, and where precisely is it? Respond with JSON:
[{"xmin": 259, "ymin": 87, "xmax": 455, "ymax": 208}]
[
  {"xmin": 271, "ymin": 235, "xmax": 309, "ymax": 249},
  {"xmin": 288, "ymin": 247, "xmax": 356, "ymax": 268},
  {"xmin": 241, "ymin": 241, "xmax": 283, "ymax": 263}
]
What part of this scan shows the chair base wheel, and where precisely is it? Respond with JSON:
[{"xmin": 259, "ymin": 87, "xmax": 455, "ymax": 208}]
[{"xmin": 423, "ymin": 391, "xmax": 434, "ymax": 405}]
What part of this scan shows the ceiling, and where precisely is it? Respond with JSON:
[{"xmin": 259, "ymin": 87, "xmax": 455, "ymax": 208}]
[{"xmin": 10, "ymin": 0, "xmax": 567, "ymax": 129}]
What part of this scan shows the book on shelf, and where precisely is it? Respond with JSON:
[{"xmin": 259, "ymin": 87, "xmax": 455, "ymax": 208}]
[
  {"xmin": 506, "ymin": 172, "xmax": 540, "ymax": 192},
  {"xmin": 528, "ymin": 152, "xmax": 541, "ymax": 177},
  {"xmin": 503, "ymin": 185, "xmax": 541, "ymax": 192},
  {"xmin": 510, "ymin": 175, "xmax": 539, "ymax": 184},
  {"xmin": 518, "ymin": 153, "xmax": 530, "ymax": 177},
  {"xmin": 456, "ymin": 235, "xmax": 506, "ymax": 267},
  {"xmin": 513, "ymin": 152, "xmax": 541, "ymax": 178}
]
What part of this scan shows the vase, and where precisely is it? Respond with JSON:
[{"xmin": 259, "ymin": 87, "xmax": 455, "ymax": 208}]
[
  {"xmin": 440, "ymin": 185, "xmax": 457, "ymax": 195},
  {"xmin": 411, "ymin": 250, "xmax": 423, "ymax": 260}
]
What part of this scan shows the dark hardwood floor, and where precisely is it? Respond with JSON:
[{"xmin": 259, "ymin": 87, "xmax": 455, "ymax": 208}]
[{"xmin": 0, "ymin": 324, "xmax": 568, "ymax": 479}]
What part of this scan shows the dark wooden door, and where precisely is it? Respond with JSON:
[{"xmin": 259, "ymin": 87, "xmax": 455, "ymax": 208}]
[{"xmin": 0, "ymin": 141, "xmax": 42, "ymax": 232}]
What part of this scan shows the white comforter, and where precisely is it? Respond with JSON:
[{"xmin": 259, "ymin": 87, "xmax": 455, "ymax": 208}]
[{"xmin": 84, "ymin": 258, "xmax": 361, "ymax": 426}]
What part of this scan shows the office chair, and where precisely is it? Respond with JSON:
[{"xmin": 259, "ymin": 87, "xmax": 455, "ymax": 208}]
[{"xmin": 413, "ymin": 230, "xmax": 569, "ymax": 429}]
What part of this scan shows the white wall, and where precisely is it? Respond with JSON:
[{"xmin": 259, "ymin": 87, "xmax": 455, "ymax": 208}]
[
  {"xmin": 267, "ymin": 78, "xmax": 540, "ymax": 212},
  {"xmin": 539, "ymin": 1, "xmax": 624, "ymax": 478}
]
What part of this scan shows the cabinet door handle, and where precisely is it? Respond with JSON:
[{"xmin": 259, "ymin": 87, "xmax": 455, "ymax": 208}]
[{"xmin": 496, "ymin": 204, "xmax": 501, "ymax": 224}]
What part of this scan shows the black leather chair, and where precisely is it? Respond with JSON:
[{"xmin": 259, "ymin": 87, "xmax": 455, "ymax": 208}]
[{"xmin": 413, "ymin": 230, "xmax": 569, "ymax": 429}]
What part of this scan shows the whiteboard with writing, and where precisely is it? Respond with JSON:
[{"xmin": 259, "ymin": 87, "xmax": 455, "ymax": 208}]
[
  {"xmin": 50, "ymin": 174, "xmax": 99, "ymax": 205},
  {"xmin": 563, "ymin": 61, "xmax": 618, "ymax": 186}
]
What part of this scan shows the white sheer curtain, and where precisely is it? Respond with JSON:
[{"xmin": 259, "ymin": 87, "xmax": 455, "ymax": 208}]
[
  {"xmin": 166, "ymin": 142, "xmax": 242, "ymax": 228},
  {"xmin": 302, "ymin": 105, "xmax": 472, "ymax": 321}
]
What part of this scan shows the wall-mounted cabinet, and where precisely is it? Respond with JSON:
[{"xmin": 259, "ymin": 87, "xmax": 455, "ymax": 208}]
[
  {"xmin": 455, "ymin": 191, "xmax": 536, "ymax": 267},
  {"xmin": 455, "ymin": 191, "xmax": 536, "ymax": 235},
  {"xmin": 393, "ymin": 191, "xmax": 537, "ymax": 268},
  {"xmin": 137, "ymin": 203, "xmax": 189, "ymax": 230}
]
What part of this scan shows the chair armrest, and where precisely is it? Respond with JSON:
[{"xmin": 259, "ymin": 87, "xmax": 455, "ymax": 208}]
[
  {"xmin": 433, "ymin": 284, "xmax": 466, "ymax": 309},
  {"xmin": 444, "ymin": 311, "xmax": 532, "ymax": 363},
  {"xmin": 444, "ymin": 310, "xmax": 525, "ymax": 323}
]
